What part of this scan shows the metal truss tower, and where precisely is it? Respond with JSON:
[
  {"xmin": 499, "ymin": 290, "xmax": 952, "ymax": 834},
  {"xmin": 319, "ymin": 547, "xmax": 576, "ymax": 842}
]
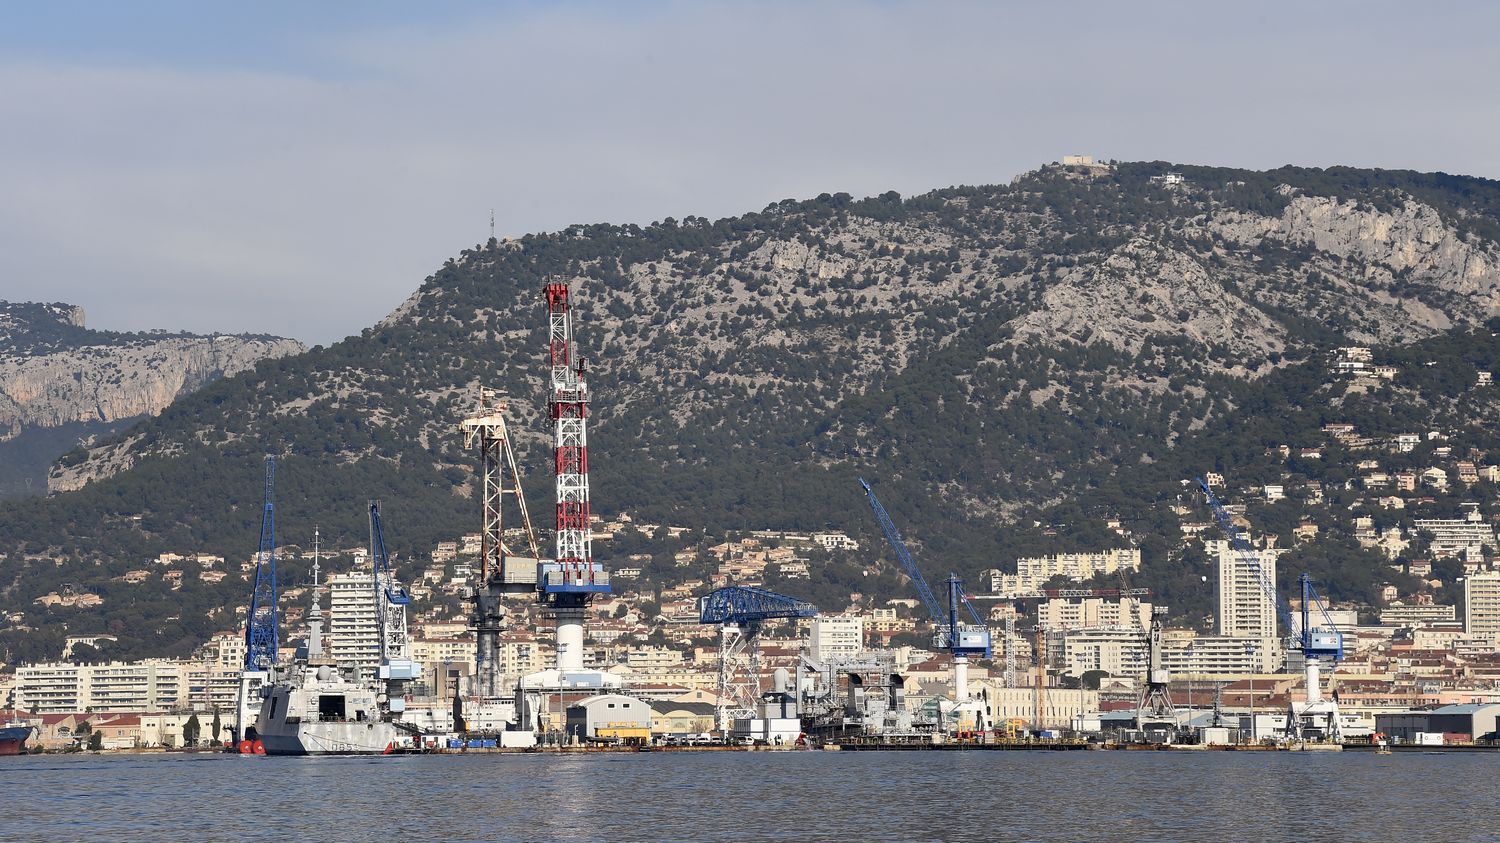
[
  {"xmin": 540, "ymin": 282, "xmax": 608, "ymax": 673},
  {"xmin": 1136, "ymin": 607, "xmax": 1178, "ymax": 732},
  {"xmin": 245, "ymin": 456, "xmax": 279, "ymax": 670},
  {"xmin": 461, "ymin": 388, "xmax": 542, "ymax": 697},
  {"xmin": 699, "ymin": 586, "xmax": 817, "ymax": 733},
  {"xmin": 369, "ymin": 500, "xmax": 420, "ymax": 713}
]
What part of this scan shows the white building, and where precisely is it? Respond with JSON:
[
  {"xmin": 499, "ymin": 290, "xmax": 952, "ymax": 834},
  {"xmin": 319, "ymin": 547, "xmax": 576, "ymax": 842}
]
[
  {"xmin": 988, "ymin": 548, "xmax": 1142, "ymax": 595},
  {"xmin": 1209, "ymin": 539, "xmax": 1281, "ymax": 660},
  {"xmin": 1465, "ymin": 571, "xmax": 1500, "ymax": 650},
  {"xmin": 328, "ymin": 569, "xmax": 381, "ymax": 679},
  {"xmin": 1056, "ymin": 627, "xmax": 1148, "ymax": 680},
  {"xmin": 1379, "ymin": 603, "xmax": 1457, "ymax": 626},
  {"xmin": 1036, "ymin": 596, "xmax": 1151, "ymax": 632},
  {"xmin": 1162, "ymin": 635, "xmax": 1271, "ymax": 675},
  {"xmin": 974, "ymin": 683, "xmax": 1099, "ymax": 731},
  {"xmin": 1413, "ymin": 512, "xmax": 1496, "ymax": 557},
  {"xmin": 809, "ymin": 615, "xmax": 864, "ymax": 661},
  {"xmin": 812, "ymin": 532, "xmax": 860, "ymax": 552},
  {"xmin": 15, "ymin": 660, "xmax": 187, "ymax": 714}
]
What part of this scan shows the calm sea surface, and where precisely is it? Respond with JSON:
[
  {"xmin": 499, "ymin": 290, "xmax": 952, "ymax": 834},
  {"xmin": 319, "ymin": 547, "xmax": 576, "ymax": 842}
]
[{"xmin": 4, "ymin": 750, "xmax": 1497, "ymax": 842}]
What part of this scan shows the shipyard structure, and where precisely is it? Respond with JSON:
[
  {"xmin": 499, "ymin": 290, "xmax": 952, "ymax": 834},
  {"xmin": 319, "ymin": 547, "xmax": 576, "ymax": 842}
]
[{"xmin": 156, "ymin": 283, "xmax": 1485, "ymax": 754}]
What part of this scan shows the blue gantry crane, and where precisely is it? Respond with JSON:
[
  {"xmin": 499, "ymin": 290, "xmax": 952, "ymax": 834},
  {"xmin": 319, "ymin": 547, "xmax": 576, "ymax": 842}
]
[
  {"xmin": 699, "ymin": 586, "xmax": 818, "ymax": 627},
  {"xmin": 244, "ymin": 456, "xmax": 279, "ymax": 671},
  {"xmin": 1196, "ymin": 476, "xmax": 1346, "ymax": 739},
  {"xmin": 368, "ymin": 500, "xmax": 420, "ymax": 706},
  {"xmin": 859, "ymin": 478, "xmax": 990, "ymax": 702},
  {"xmin": 699, "ymin": 585, "xmax": 818, "ymax": 734}
]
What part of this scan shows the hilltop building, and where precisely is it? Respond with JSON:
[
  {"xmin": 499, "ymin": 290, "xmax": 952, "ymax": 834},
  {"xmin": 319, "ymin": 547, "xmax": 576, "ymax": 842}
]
[{"xmin": 987, "ymin": 549, "xmax": 1141, "ymax": 595}]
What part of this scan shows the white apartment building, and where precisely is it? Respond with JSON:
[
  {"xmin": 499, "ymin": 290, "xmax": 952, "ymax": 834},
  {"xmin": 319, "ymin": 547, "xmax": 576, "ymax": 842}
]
[
  {"xmin": 1379, "ymin": 603, "xmax": 1457, "ymax": 626},
  {"xmin": 987, "ymin": 548, "xmax": 1142, "ymax": 595},
  {"xmin": 328, "ymin": 568, "xmax": 381, "ymax": 678},
  {"xmin": 1209, "ymin": 540, "xmax": 1281, "ymax": 657},
  {"xmin": 1056, "ymin": 627, "xmax": 1148, "ymax": 679},
  {"xmin": 1413, "ymin": 512, "xmax": 1496, "ymax": 557},
  {"xmin": 199, "ymin": 631, "xmax": 246, "ymax": 670},
  {"xmin": 1162, "ymin": 635, "xmax": 1273, "ymax": 675},
  {"xmin": 1465, "ymin": 571, "xmax": 1500, "ymax": 649},
  {"xmin": 15, "ymin": 660, "xmax": 187, "ymax": 714},
  {"xmin": 809, "ymin": 615, "xmax": 865, "ymax": 661},
  {"xmin": 1037, "ymin": 596, "xmax": 1152, "ymax": 631},
  {"xmin": 184, "ymin": 665, "xmax": 242, "ymax": 713}
]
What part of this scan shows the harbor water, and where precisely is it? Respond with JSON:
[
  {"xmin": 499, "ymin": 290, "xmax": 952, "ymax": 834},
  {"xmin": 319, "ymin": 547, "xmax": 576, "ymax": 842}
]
[{"xmin": 5, "ymin": 750, "xmax": 1496, "ymax": 842}]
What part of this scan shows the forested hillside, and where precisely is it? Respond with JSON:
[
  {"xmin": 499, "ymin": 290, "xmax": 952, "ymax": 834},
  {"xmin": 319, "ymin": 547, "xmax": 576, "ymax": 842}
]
[{"xmin": 2, "ymin": 160, "xmax": 1498, "ymax": 660}]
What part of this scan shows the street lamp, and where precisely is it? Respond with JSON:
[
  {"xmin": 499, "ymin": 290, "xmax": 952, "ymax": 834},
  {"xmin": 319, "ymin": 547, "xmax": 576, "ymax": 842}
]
[{"xmin": 1245, "ymin": 642, "xmax": 1258, "ymax": 745}]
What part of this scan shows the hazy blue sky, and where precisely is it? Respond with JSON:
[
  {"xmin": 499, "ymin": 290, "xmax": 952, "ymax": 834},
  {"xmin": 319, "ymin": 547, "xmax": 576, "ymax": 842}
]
[{"xmin": 2, "ymin": 1, "xmax": 1496, "ymax": 344}]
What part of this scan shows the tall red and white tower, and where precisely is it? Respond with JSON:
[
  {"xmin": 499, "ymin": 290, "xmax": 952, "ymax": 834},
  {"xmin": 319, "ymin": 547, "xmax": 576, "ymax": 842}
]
[{"xmin": 540, "ymin": 282, "xmax": 608, "ymax": 673}]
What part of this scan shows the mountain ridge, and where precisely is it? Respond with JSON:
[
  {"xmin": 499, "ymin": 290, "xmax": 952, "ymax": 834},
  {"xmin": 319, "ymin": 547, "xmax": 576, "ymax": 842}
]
[
  {"xmin": 3, "ymin": 159, "xmax": 1500, "ymax": 659},
  {"xmin": 0, "ymin": 301, "xmax": 304, "ymax": 498}
]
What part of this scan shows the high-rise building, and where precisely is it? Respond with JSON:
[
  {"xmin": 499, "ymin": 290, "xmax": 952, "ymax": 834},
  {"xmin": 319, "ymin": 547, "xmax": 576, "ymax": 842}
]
[
  {"xmin": 328, "ymin": 568, "xmax": 381, "ymax": 678},
  {"xmin": 1209, "ymin": 539, "xmax": 1282, "ymax": 668},
  {"xmin": 809, "ymin": 615, "xmax": 864, "ymax": 661},
  {"xmin": 1209, "ymin": 540, "xmax": 1279, "ymax": 638},
  {"xmin": 1464, "ymin": 570, "xmax": 1500, "ymax": 649}
]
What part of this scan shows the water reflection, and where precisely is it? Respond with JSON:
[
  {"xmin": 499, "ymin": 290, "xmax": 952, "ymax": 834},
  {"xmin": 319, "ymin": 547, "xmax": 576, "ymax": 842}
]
[{"xmin": 2, "ymin": 751, "xmax": 1493, "ymax": 842}]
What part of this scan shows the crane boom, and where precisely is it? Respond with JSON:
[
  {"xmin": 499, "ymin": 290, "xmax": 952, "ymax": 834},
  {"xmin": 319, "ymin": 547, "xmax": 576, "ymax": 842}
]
[
  {"xmin": 1196, "ymin": 477, "xmax": 1296, "ymax": 637},
  {"xmin": 368, "ymin": 500, "xmax": 419, "ymax": 692},
  {"xmin": 244, "ymin": 456, "xmax": 279, "ymax": 671},
  {"xmin": 858, "ymin": 477, "xmax": 944, "ymax": 623},
  {"xmin": 859, "ymin": 478, "xmax": 989, "ymax": 658}
]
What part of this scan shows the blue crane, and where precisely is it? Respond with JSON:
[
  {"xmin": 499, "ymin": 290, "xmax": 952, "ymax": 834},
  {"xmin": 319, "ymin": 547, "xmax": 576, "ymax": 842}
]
[
  {"xmin": 368, "ymin": 500, "xmax": 420, "ymax": 692},
  {"xmin": 368, "ymin": 500, "xmax": 411, "ymax": 607},
  {"xmin": 1195, "ymin": 477, "xmax": 1343, "ymax": 664},
  {"xmin": 858, "ymin": 478, "xmax": 990, "ymax": 659},
  {"xmin": 700, "ymin": 586, "xmax": 818, "ymax": 734},
  {"xmin": 699, "ymin": 586, "xmax": 818, "ymax": 626},
  {"xmin": 244, "ymin": 456, "xmax": 279, "ymax": 671}
]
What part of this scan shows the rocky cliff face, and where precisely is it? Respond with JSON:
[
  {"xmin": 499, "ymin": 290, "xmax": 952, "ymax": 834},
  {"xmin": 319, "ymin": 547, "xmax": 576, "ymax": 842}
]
[
  {"xmin": 1, "ymin": 335, "xmax": 304, "ymax": 432},
  {"xmin": 0, "ymin": 302, "xmax": 303, "ymax": 493}
]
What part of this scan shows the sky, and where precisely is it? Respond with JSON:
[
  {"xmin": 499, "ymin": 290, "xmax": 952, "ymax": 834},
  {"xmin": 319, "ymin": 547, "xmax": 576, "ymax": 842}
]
[{"xmin": 1, "ymin": 1, "xmax": 1497, "ymax": 345}]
